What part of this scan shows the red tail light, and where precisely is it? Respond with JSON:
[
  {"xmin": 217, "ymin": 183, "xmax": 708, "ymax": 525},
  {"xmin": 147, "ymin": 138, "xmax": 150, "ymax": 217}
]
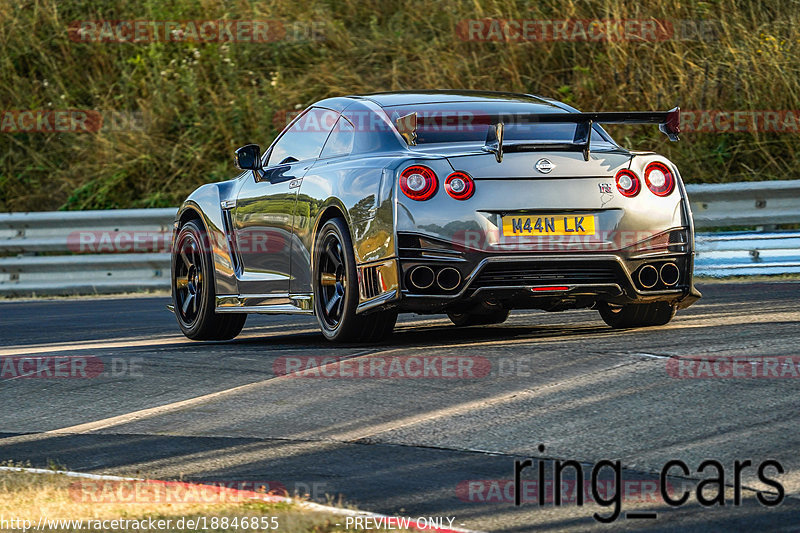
[
  {"xmin": 444, "ymin": 171, "xmax": 475, "ymax": 200},
  {"xmin": 644, "ymin": 162, "xmax": 675, "ymax": 196},
  {"xmin": 615, "ymin": 169, "xmax": 640, "ymax": 197},
  {"xmin": 400, "ymin": 165, "xmax": 437, "ymax": 201}
]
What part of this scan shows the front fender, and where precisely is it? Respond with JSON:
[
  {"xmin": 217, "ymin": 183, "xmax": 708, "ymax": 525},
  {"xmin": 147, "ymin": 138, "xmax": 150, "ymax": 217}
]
[{"xmin": 176, "ymin": 180, "xmax": 240, "ymax": 296}]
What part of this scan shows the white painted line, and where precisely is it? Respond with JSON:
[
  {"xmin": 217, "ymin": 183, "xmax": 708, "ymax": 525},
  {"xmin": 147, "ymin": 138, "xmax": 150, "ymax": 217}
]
[
  {"xmin": 632, "ymin": 352, "xmax": 671, "ymax": 359},
  {"xmin": 0, "ymin": 466, "xmax": 137, "ymax": 481},
  {"xmin": 0, "ymin": 327, "xmax": 322, "ymax": 357},
  {"xmin": 3, "ymin": 349, "xmax": 377, "ymax": 437}
]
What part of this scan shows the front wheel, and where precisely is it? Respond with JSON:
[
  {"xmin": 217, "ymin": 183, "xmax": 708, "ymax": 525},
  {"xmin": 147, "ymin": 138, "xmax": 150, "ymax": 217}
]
[
  {"xmin": 597, "ymin": 301, "xmax": 676, "ymax": 329},
  {"xmin": 313, "ymin": 217, "xmax": 397, "ymax": 342},
  {"xmin": 172, "ymin": 220, "xmax": 246, "ymax": 340}
]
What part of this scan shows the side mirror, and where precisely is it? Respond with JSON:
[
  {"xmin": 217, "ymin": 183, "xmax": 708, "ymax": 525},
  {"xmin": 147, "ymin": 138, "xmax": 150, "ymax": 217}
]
[{"xmin": 234, "ymin": 144, "xmax": 261, "ymax": 170}]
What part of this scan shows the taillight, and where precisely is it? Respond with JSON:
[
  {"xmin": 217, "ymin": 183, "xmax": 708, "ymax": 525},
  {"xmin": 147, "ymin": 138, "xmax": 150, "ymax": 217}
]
[
  {"xmin": 400, "ymin": 165, "xmax": 437, "ymax": 201},
  {"xmin": 444, "ymin": 171, "xmax": 475, "ymax": 200},
  {"xmin": 615, "ymin": 169, "xmax": 640, "ymax": 197},
  {"xmin": 644, "ymin": 162, "xmax": 675, "ymax": 196}
]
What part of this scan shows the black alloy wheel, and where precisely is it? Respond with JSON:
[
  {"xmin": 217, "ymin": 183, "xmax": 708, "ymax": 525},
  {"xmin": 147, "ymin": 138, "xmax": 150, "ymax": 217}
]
[
  {"xmin": 172, "ymin": 219, "xmax": 246, "ymax": 340},
  {"xmin": 312, "ymin": 217, "xmax": 397, "ymax": 342}
]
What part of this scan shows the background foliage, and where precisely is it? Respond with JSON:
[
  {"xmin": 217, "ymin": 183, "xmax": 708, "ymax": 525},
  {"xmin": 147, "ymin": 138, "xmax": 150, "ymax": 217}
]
[{"xmin": 1, "ymin": 0, "xmax": 798, "ymax": 211}]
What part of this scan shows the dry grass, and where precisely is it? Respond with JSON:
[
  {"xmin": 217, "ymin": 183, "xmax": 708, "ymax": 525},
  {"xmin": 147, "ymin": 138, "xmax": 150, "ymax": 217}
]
[
  {"xmin": 1, "ymin": 0, "xmax": 799, "ymax": 212},
  {"xmin": 0, "ymin": 470, "xmax": 392, "ymax": 532}
]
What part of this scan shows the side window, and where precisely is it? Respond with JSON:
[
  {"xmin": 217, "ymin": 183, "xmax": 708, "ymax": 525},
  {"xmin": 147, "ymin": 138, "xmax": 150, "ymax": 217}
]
[
  {"xmin": 266, "ymin": 107, "xmax": 339, "ymax": 167},
  {"xmin": 320, "ymin": 116, "xmax": 355, "ymax": 158}
]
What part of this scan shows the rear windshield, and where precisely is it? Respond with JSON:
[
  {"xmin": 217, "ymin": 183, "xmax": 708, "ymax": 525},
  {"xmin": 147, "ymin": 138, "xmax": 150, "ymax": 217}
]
[{"xmin": 387, "ymin": 102, "xmax": 615, "ymax": 147}]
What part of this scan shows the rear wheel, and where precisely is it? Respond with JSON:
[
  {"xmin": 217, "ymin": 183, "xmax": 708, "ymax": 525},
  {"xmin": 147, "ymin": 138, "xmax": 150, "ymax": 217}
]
[
  {"xmin": 172, "ymin": 220, "xmax": 246, "ymax": 340},
  {"xmin": 597, "ymin": 301, "xmax": 676, "ymax": 329},
  {"xmin": 448, "ymin": 307, "xmax": 510, "ymax": 327},
  {"xmin": 313, "ymin": 217, "xmax": 397, "ymax": 342}
]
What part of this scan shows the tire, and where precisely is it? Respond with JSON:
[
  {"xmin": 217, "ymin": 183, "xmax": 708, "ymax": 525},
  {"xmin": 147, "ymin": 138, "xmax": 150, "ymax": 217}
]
[
  {"xmin": 597, "ymin": 301, "xmax": 676, "ymax": 329},
  {"xmin": 447, "ymin": 307, "xmax": 510, "ymax": 327},
  {"xmin": 313, "ymin": 217, "xmax": 397, "ymax": 343},
  {"xmin": 172, "ymin": 219, "xmax": 246, "ymax": 340}
]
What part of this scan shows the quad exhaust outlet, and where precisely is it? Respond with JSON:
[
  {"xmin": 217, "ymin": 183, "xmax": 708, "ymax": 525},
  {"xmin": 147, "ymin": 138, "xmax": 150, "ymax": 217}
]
[
  {"xmin": 436, "ymin": 267, "xmax": 462, "ymax": 291},
  {"xmin": 638, "ymin": 262, "xmax": 681, "ymax": 289},
  {"xmin": 660, "ymin": 262, "xmax": 680, "ymax": 286},
  {"xmin": 638, "ymin": 264, "xmax": 659, "ymax": 289},
  {"xmin": 408, "ymin": 265, "xmax": 435, "ymax": 290},
  {"xmin": 408, "ymin": 265, "xmax": 462, "ymax": 291}
]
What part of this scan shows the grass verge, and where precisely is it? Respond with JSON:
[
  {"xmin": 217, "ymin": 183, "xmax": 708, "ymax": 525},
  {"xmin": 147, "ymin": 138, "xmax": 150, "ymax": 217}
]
[{"xmin": 0, "ymin": 470, "xmax": 401, "ymax": 533}]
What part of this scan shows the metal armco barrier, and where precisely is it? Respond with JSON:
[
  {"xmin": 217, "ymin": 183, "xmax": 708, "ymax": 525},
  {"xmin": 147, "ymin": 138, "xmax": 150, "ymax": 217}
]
[
  {"xmin": 0, "ymin": 208, "xmax": 175, "ymax": 296},
  {"xmin": 686, "ymin": 180, "xmax": 800, "ymax": 229},
  {"xmin": 686, "ymin": 180, "xmax": 800, "ymax": 277},
  {"xmin": 0, "ymin": 182, "xmax": 798, "ymax": 295},
  {"xmin": 693, "ymin": 232, "xmax": 800, "ymax": 277}
]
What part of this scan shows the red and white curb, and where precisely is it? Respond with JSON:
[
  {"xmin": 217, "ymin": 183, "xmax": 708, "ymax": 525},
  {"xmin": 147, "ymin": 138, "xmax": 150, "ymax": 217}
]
[{"xmin": 0, "ymin": 467, "xmax": 483, "ymax": 533}]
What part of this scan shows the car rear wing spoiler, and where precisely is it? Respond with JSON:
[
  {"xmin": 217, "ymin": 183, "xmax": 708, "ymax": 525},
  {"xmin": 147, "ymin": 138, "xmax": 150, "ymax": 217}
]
[{"xmin": 394, "ymin": 107, "xmax": 681, "ymax": 163}]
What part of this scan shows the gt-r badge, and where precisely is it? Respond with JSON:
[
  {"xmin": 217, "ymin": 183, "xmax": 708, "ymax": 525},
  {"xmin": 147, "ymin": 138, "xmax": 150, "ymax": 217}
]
[
  {"xmin": 535, "ymin": 158, "xmax": 554, "ymax": 173},
  {"xmin": 599, "ymin": 182, "xmax": 614, "ymax": 206}
]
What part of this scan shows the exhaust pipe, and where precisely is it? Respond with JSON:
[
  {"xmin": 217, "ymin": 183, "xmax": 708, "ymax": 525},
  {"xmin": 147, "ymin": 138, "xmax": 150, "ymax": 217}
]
[
  {"xmin": 638, "ymin": 264, "xmax": 659, "ymax": 289},
  {"xmin": 409, "ymin": 265, "xmax": 435, "ymax": 290},
  {"xmin": 436, "ymin": 267, "xmax": 462, "ymax": 291},
  {"xmin": 659, "ymin": 262, "xmax": 680, "ymax": 286}
]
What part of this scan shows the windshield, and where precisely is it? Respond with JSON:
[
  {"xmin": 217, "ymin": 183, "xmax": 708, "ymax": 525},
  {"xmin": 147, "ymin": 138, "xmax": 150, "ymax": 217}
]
[{"xmin": 386, "ymin": 102, "xmax": 617, "ymax": 147}]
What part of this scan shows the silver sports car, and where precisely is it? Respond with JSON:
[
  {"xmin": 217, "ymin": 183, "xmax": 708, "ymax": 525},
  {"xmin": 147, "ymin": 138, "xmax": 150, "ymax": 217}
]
[{"xmin": 171, "ymin": 90, "xmax": 701, "ymax": 342}]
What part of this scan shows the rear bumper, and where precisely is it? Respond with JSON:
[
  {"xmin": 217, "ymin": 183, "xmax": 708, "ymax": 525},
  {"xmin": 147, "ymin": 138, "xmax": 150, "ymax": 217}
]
[
  {"xmin": 355, "ymin": 217, "xmax": 702, "ymax": 314},
  {"xmin": 397, "ymin": 253, "xmax": 699, "ymax": 313}
]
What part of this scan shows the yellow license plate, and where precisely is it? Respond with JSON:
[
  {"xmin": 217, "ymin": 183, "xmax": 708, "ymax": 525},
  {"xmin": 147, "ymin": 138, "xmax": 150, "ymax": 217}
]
[{"xmin": 501, "ymin": 214, "xmax": 596, "ymax": 236}]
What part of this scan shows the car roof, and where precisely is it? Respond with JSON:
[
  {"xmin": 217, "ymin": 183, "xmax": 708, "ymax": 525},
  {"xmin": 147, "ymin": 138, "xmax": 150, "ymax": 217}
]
[{"xmin": 351, "ymin": 90, "xmax": 562, "ymax": 109}]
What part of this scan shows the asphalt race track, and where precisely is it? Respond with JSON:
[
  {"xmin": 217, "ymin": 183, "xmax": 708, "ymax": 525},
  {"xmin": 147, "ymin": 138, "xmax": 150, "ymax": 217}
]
[{"xmin": 2, "ymin": 281, "xmax": 800, "ymax": 531}]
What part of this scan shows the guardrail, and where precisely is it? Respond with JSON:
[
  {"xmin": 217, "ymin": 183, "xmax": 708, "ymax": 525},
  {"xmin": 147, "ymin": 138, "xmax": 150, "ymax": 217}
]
[
  {"xmin": 686, "ymin": 181, "xmax": 800, "ymax": 277},
  {"xmin": 693, "ymin": 232, "xmax": 800, "ymax": 277},
  {"xmin": 686, "ymin": 180, "xmax": 800, "ymax": 229},
  {"xmin": 0, "ymin": 208, "xmax": 175, "ymax": 296},
  {"xmin": 0, "ymin": 181, "xmax": 798, "ymax": 296}
]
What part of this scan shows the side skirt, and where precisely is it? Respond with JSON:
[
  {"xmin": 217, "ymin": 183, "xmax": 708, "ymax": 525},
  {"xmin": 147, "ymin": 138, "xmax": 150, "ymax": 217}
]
[{"xmin": 215, "ymin": 294, "xmax": 314, "ymax": 315}]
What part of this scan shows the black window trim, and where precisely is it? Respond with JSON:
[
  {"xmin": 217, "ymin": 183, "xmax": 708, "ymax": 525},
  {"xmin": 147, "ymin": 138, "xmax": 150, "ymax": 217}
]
[
  {"xmin": 318, "ymin": 115, "xmax": 356, "ymax": 160},
  {"xmin": 262, "ymin": 105, "xmax": 340, "ymax": 168}
]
